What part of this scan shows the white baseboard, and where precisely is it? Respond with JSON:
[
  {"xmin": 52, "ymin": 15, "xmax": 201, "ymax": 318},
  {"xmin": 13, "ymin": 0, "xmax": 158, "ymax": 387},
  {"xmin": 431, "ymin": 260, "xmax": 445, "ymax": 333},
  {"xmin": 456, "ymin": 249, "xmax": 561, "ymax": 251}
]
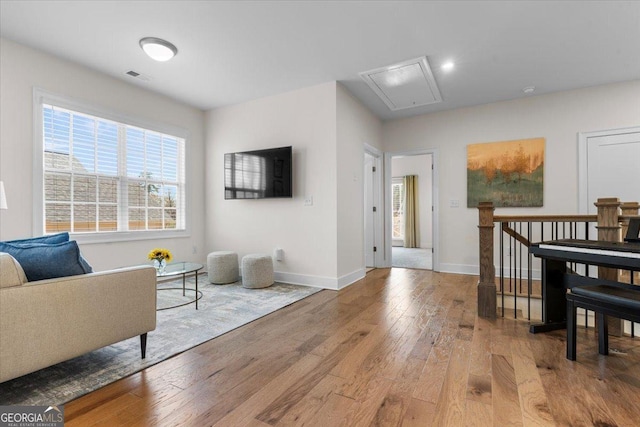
[
  {"xmin": 274, "ymin": 268, "xmax": 365, "ymax": 290},
  {"xmin": 337, "ymin": 268, "xmax": 366, "ymax": 290},
  {"xmin": 438, "ymin": 263, "xmax": 479, "ymax": 276}
]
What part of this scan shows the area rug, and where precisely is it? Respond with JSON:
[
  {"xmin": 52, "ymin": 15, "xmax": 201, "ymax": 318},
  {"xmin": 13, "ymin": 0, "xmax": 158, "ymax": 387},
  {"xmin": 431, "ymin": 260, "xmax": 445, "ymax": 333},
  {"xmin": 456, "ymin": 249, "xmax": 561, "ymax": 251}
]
[{"xmin": 0, "ymin": 274, "xmax": 320, "ymax": 406}]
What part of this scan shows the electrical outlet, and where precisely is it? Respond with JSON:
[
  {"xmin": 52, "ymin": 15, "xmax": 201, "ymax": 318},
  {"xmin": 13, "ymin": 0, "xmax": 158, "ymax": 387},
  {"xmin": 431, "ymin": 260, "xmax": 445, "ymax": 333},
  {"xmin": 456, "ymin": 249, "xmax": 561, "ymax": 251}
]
[
  {"xmin": 304, "ymin": 196, "xmax": 313, "ymax": 206},
  {"xmin": 450, "ymin": 199, "xmax": 460, "ymax": 208},
  {"xmin": 192, "ymin": 245, "xmax": 197, "ymax": 254}
]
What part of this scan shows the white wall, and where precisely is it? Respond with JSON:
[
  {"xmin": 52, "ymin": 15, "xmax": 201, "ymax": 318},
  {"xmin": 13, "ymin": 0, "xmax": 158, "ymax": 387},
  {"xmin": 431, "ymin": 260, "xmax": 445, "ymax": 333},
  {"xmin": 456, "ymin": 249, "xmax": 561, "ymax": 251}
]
[
  {"xmin": 336, "ymin": 84, "xmax": 383, "ymax": 280},
  {"xmin": 5, "ymin": 34, "xmax": 636, "ymax": 280},
  {"xmin": 205, "ymin": 82, "xmax": 340, "ymax": 287},
  {"xmin": 0, "ymin": 38, "xmax": 206, "ymax": 271},
  {"xmin": 391, "ymin": 154, "xmax": 433, "ymax": 248},
  {"xmin": 205, "ymin": 82, "xmax": 382, "ymax": 289},
  {"xmin": 382, "ymin": 80, "xmax": 640, "ymax": 274}
]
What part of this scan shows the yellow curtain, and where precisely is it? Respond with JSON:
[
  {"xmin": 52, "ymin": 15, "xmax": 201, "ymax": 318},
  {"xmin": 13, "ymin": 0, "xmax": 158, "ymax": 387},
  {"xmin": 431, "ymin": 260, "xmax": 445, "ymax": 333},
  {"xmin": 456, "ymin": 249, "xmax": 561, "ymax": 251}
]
[{"xmin": 403, "ymin": 175, "xmax": 419, "ymax": 248}]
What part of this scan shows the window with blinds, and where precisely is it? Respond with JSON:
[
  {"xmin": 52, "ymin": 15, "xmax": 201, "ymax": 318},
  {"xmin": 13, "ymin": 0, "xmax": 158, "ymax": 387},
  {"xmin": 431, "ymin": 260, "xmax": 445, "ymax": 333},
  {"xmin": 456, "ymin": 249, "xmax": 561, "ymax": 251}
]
[
  {"xmin": 392, "ymin": 179, "xmax": 404, "ymax": 239},
  {"xmin": 42, "ymin": 104, "xmax": 185, "ymax": 235}
]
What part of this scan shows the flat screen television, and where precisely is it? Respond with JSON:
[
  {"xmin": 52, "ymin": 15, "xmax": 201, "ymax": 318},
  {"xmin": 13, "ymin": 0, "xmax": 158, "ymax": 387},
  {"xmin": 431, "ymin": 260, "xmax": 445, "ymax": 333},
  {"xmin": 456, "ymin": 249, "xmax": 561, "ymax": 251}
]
[{"xmin": 224, "ymin": 146, "xmax": 292, "ymax": 199}]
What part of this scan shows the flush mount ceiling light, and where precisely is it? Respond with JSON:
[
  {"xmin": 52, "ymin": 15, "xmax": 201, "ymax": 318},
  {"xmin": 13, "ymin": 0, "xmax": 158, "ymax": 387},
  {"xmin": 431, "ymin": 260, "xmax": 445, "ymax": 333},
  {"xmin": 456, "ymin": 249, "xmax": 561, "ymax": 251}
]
[
  {"xmin": 523, "ymin": 86, "xmax": 536, "ymax": 94},
  {"xmin": 139, "ymin": 37, "xmax": 178, "ymax": 62}
]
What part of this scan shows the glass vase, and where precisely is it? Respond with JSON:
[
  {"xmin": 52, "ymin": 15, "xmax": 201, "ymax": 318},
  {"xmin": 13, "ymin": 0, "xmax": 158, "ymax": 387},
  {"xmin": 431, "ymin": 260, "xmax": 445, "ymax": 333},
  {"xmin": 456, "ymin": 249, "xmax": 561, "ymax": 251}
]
[{"xmin": 154, "ymin": 259, "xmax": 167, "ymax": 274}]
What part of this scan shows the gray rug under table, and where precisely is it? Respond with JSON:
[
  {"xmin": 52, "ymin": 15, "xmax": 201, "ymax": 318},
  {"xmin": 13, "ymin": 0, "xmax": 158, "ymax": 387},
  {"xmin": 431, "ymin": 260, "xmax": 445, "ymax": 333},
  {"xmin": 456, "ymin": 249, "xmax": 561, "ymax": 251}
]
[{"xmin": 0, "ymin": 274, "xmax": 320, "ymax": 406}]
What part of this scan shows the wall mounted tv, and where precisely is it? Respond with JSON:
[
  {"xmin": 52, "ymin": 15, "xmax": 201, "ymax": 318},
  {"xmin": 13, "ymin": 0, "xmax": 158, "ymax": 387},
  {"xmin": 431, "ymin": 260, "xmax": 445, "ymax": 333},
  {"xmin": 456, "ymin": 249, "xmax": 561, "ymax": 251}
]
[{"xmin": 224, "ymin": 146, "xmax": 293, "ymax": 199}]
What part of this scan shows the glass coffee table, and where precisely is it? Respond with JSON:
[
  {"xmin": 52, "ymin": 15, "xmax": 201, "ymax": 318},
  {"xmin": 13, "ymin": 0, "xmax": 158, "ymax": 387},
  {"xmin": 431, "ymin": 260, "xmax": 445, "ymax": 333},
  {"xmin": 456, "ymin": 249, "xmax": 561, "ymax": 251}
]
[{"xmin": 156, "ymin": 262, "xmax": 204, "ymax": 310}]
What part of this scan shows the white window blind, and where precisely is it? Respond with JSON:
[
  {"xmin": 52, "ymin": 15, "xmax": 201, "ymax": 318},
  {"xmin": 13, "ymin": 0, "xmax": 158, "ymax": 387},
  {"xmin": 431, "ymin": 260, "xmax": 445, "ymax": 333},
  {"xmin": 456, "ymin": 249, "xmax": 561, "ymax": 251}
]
[
  {"xmin": 392, "ymin": 179, "xmax": 404, "ymax": 239},
  {"xmin": 42, "ymin": 104, "xmax": 186, "ymax": 235}
]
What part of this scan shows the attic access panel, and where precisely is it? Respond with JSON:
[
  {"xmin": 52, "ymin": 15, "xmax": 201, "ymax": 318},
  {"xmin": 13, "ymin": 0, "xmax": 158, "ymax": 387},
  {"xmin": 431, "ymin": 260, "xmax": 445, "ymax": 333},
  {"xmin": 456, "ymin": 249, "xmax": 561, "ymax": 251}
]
[{"xmin": 360, "ymin": 56, "xmax": 442, "ymax": 111}]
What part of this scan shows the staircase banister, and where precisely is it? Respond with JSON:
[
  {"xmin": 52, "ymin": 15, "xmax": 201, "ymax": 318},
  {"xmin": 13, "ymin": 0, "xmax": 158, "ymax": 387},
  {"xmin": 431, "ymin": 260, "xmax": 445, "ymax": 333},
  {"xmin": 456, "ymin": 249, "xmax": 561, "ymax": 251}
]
[
  {"xmin": 477, "ymin": 201, "xmax": 497, "ymax": 319},
  {"xmin": 494, "ymin": 214, "xmax": 597, "ymax": 223}
]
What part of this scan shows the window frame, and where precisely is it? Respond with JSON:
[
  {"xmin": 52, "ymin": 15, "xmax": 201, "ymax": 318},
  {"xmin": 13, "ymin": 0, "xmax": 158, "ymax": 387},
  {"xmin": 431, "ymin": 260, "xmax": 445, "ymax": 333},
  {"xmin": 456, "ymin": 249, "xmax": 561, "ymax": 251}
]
[{"xmin": 33, "ymin": 88, "xmax": 191, "ymax": 244}]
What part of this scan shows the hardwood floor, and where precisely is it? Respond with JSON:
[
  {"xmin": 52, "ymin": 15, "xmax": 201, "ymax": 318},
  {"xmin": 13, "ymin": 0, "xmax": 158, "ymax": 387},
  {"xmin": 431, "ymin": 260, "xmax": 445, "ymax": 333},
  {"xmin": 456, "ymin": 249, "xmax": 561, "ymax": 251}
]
[{"xmin": 65, "ymin": 268, "xmax": 640, "ymax": 426}]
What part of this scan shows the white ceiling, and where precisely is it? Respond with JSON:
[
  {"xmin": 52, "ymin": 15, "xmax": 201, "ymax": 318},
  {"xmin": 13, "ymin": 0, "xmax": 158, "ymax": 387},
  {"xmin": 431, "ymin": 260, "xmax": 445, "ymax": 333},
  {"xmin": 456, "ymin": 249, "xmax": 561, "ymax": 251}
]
[{"xmin": 1, "ymin": 1, "xmax": 639, "ymax": 121}]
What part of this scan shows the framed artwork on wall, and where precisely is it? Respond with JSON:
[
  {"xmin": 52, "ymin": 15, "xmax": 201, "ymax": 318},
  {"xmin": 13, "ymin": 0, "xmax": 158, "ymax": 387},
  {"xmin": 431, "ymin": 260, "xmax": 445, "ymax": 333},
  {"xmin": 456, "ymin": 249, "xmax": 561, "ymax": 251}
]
[{"xmin": 467, "ymin": 137, "xmax": 545, "ymax": 208}]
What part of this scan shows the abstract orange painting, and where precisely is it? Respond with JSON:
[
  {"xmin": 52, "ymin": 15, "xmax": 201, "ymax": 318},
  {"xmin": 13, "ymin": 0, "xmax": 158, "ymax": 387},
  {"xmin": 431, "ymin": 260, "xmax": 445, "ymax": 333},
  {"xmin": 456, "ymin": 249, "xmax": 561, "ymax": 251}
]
[{"xmin": 467, "ymin": 137, "xmax": 545, "ymax": 207}]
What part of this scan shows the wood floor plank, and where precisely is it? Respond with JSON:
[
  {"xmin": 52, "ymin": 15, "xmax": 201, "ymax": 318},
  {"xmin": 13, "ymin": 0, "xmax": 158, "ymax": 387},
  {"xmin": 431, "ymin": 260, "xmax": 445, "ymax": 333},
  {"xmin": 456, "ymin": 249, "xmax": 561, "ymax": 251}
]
[
  {"xmin": 401, "ymin": 397, "xmax": 437, "ymax": 427},
  {"xmin": 468, "ymin": 317, "xmax": 493, "ymax": 377},
  {"xmin": 65, "ymin": 391, "xmax": 141, "ymax": 427},
  {"xmin": 274, "ymin": 374, "xmax": 345, "ymax": 426},
  {"xmin": 466, "ymin": 373, "xmax": 492, "ymax": 406},
  {"xmin": 342, "ymin": 376, "xmax": 394, "ymax": 427},
  {"xmin": 329, "ymin": 311, "xmax": 406, "ymax": 381},
  {"xmin": 411, "ymin": 324, "xmax": 457, "ymax": 403},
  {"xmin": 61, "ymin": 269, "xmax": 640, "ymax": 427},
  {"xmin": 492, "ymin": 354, "xmax": 524, "ymax": 427},
  {"xmin": 510, "ymin": 338, "xmax": 555, "ymax": 426},
  {"xmin": 378, "ymin": 355, "xmax": 426, "ymax": 423},
  {"xmin": 431, "ymin": 339, "xmax": 472, "ymax": 426},
  {"xmin": 303, "ymin": 392, "xmax": 357, "ymax": 427},
  {"xmin": 252, "ymin": 329, "xmax": 375, "ymax": 425},
  {"xmin": 64, "ymin": 373, "xmax": 144, "ymax": 424},
  {"xmin": 211, "ymin": 353, "xmax": 324, "ymax": 426},
  {"xmin": 462, "ymin": 399, "xmax": 492, "ymax": 427}
]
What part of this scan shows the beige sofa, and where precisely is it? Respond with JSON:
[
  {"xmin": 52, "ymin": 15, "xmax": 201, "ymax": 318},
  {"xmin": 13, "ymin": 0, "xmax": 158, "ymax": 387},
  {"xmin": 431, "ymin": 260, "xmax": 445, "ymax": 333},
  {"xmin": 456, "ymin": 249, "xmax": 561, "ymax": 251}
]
[{"xmin": 0, "ymin": 252, "xmax": 157, "ymax": 383}]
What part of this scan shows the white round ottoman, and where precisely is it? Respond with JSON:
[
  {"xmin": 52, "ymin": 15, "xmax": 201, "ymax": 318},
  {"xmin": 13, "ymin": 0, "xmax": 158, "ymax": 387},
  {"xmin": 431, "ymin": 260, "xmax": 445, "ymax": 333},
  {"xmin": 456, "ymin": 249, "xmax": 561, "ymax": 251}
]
[
  {"xmin": 241, "ymin": 254, "xmax": 274, "ymax": 289},
  {"xmin": 207, "ymin": 251, "xmax": 239, "ymax": 284}
]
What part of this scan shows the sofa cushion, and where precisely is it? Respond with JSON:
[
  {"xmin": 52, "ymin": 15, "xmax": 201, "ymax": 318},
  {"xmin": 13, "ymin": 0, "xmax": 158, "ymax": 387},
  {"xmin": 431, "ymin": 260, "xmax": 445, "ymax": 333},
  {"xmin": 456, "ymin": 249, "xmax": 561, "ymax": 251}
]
[
  {"xmin": 3, "ymin": 232, "xmax": 70, "ymax": 245},
  {"xmin": 0, "ymin": 253, "xmax": 28, "ymax": 288},
  {"xmin": 0, "ymin": 241, "xmax": 88, "ymax": 282},
  {"xmin": 0, "ymin": 233, "xmax": 93, "ymax": 274}
]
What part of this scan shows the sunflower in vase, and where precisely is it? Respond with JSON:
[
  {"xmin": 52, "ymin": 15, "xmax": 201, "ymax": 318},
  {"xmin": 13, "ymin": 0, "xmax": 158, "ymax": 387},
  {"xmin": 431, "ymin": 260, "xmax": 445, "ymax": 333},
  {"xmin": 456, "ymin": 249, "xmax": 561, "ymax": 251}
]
[{"xmin": 148, "ymin": 248, "xmax": 173, "ymax": 273}]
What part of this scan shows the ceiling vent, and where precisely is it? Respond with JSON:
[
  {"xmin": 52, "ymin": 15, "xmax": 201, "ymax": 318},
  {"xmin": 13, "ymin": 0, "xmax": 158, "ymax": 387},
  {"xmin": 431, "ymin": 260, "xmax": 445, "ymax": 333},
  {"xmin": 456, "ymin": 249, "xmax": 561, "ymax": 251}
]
[
  {"xmin": 359, "ymin": 56, "xmax": 442, "ymax": 111},
  {"xmin": 125, "ymin": 70, "xmax": 151, "ymax": 81}
]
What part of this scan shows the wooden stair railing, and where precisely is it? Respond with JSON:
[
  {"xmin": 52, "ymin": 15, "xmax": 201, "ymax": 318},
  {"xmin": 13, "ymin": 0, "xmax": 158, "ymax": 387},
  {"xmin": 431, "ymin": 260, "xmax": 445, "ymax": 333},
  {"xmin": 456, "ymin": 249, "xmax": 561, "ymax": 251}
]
[{"xmin": 477, "ymin": 197, "xmax": 639, "ymax": 327}]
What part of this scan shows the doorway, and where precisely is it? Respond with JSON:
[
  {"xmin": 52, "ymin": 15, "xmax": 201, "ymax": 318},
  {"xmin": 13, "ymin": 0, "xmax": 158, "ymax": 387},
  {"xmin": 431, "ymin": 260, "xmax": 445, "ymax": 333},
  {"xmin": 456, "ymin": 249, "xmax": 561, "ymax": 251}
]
[{"xmin": 385, "ymin": 149, "xmax": 439, "ymax": 271}]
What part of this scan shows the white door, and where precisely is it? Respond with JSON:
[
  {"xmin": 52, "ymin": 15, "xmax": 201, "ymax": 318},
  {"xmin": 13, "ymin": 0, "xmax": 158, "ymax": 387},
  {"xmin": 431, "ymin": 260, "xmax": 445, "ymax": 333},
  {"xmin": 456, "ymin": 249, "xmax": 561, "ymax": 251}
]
[
  {"xmin": 364, "ymin": 153, "xmax": 376, "ymax": 267},
  {"xmin": 581, "ymin": 128, "xmax": 640, "ymax": 213},
  {"xmin": 580, "ymin": 128, "xmax": 640, "ymax": 333}
]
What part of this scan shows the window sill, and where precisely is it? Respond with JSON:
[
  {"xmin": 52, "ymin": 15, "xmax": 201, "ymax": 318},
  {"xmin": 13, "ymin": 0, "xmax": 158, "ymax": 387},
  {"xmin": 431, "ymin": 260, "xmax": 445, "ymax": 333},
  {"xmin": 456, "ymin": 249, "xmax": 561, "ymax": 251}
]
[{"xmin": 70, "ymin": 229, "xmax": 190, "ymax": 245}]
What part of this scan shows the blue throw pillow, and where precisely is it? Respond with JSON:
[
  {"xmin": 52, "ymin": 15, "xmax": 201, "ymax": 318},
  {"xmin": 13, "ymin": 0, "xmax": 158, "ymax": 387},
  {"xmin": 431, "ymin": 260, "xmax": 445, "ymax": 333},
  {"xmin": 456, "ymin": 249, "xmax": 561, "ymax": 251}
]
[
  {"xmin": 0, "ymin": 240, "xmax": 88, "ymax": 282},
  {"xmin": 0, "ymin": 232, "xmax": 93, "ymax": 275},
  {"xmin": 78, "ymin": 254, "xmax": 93, "ymax": 274},
  {"xmin": 3, "ymin": 232, "xmax": 69, "ymax": 245}
]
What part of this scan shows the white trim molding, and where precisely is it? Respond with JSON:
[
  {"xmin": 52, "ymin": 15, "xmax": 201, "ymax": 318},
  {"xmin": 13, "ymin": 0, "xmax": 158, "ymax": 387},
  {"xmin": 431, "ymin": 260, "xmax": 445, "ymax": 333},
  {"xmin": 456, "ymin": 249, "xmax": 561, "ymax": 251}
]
[
  {"xmin": 274, "ymin": 268, "xmax": 365, "ymax": 290},
  {"xmin": 364, "ymin": 143, "xmax": 385, "ymax": 268}
]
